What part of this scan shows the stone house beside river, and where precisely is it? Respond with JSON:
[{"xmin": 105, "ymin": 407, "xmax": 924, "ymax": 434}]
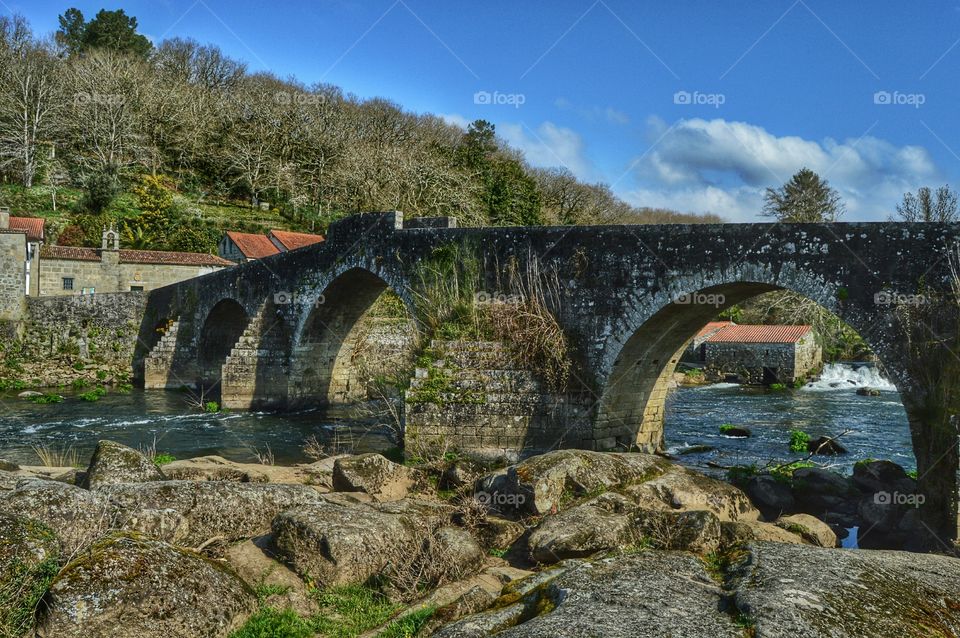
[{"xmin": 685, "ymin": 321, "xmax": 822, "ymax": 384}]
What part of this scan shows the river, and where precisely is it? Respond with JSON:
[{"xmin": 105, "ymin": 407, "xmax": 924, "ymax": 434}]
[{"xmin": 0, "ymin": 363, "xmax": 913, "ymax": 472}]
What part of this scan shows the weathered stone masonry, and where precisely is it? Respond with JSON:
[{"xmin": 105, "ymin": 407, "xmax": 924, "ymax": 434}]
[{"xmin": 138, "ymin": 212, "xmax": 960, "ymax": 542}]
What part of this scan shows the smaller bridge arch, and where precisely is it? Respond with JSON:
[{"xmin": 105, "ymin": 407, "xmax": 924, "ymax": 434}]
[
  {"xmin": 288, "ymin": 265, "xmax": 418, "ymax": 407},
  {"xmin": 196, "ymin": 298, "xmax": 251, "ymax": 396}
]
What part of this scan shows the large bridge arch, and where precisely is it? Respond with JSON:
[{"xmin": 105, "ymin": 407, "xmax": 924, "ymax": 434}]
[
  {"xmin": 287, "ymin": 263, "xmax": 419, "ymax": 406},
  {"xmin": 594, "ymin": 265, "xmax": 905, "ymax": 452}
]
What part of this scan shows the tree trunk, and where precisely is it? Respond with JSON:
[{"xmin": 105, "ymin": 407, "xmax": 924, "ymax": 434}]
[{"xmin": 907, "ymin": 398, "xmax": 959, "ymax": 549}]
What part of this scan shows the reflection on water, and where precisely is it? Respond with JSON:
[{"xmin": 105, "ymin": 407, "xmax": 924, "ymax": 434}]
[
  {"xmin": 666, "ymin": 363, "xmax": 914, "ymax": 474},
  {"xmin": 0, "ymin": 389, "xmax": 395, "ymax": 466}
]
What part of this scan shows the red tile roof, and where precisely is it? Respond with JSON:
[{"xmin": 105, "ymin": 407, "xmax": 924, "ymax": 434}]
[
  {"xmin": 225, "ymin": 231, "xmax": 281, "ymax": 259},
  {"xmin": 269, "ymin": 229, "xmax": 324, "ymax": 251},
  {"xmin": 9, "ymin": 216, "xmax": 44, "ymax": 242},
  {"xmin": 706, "ymin": 324, "xmax": 813, "ymax": 344},
  {"xmin": 41, "ymin": 245, "xmax": 99, "ymax": 261},
  {"xmin": 694, "ymin": 321, "xmax": 733, "ymax": 339},
  {"xmin": 41, "ymin": 245, "xmax": 232, "ymax": 267}
]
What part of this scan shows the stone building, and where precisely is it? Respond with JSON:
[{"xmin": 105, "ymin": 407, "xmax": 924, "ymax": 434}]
[
  {"xmin": 218, "ymin": 229, "xmax": 324, "ymax": 263},
  {"xmin": 693, "ymin": 323, "xmax": 821, "ymax": 384},
  {"xmin": 37, "ymin": 227, "xmax": 233, "ymax": 296}
]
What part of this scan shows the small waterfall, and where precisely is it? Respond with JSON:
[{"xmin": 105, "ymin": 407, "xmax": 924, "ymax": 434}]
[{"xmin": 802, "ymin": 363, "xmax": 896, "ymax": 392}]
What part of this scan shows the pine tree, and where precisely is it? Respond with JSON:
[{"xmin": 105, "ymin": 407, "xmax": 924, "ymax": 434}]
[{"xmin": 762, "ymin": 168, "xmax": 845, "ymax": 222}]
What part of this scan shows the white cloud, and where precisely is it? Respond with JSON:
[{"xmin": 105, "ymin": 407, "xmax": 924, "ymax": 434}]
[
  {"xmin": 625, "ymin": 117, "xmax": 940, "ymax": 222},
  {"xmin": 498, "ymin": 121, "xmax": 593, "ymax": 181}
]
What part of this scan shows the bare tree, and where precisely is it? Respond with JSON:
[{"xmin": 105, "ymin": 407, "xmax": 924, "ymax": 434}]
[{"xmin": 894, "ymin": 185, "xmax": 959, "ymax": 223}]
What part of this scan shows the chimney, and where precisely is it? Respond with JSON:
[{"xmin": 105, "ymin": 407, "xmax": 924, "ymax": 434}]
[{"xmin": 0, "ymin": 207, "xmax": 9, "ymax": 230}]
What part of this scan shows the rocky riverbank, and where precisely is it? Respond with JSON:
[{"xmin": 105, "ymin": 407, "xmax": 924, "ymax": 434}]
[{"xmin": 1, "ymin": 443, "xmax": 959, "ymax": 637}]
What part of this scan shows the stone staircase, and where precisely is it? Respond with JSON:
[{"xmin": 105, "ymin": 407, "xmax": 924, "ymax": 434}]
[
  {"xmin": 143, "ymin": 319, "xmax": 182, "ymax": 389},
  {"xmin": 221, "ymin": 306, "xmax": 290, "ymax": 409},
  {"xmin": 405, "ymin": 340, "xmax": 592, "ymax": 461}
]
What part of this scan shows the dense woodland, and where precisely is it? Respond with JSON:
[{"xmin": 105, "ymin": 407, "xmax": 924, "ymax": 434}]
[{"xmin": 0, "ymin": 8, "xmax": 721, "ymax": 254}]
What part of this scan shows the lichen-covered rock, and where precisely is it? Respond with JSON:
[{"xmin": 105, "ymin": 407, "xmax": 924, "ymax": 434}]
[
  {"xmin": 774, "ymin": 513, "xmax": 837, "ymax": 548},
  {"xmin": 627, "ymin": 466, "xmax": 759, "ymax": 522},
  {"xmin": 161, "ymin": 456, "xmax": 270, "ymax": 483},
  {"xmin": 272, "ymin": 501, "xmax": 419, "ymax": 586},
  {"xmin": 0, "ymin": 513, "xmax": 60, "ymax": 637},
  {"xmin": 474, "ymin": 515, "xmax": 525, "ymax": 550},
  {"xmin": 791, "ymin": 467, "xmax": 859, "ymax": 515},
  {"xmin": 97, "ymin": 480, "xmax": 325, "ymax": 546},
  {"xmin": 528, "ymin": 492, "xmax": 637, "ymax": 563},
  {"xmin": 731, "ymin": 541, "xmax": 960, "ymax": 637},
  {"xmin": 81, "ymin": 440, "xmax": 165, "ymax": 488},
  {"xmin": 476, "ymin": 450, "xmax": 669, "ymax": 516},
  {"xmin": 0, "ymin": 479, "xmax": 122, "ymax": 554},
  {"xmin": 431, "ymin": 527, "xmax": 485, "ymax": 577},
  {"xmin": 435, "ymin": 553, "xmax": 741, "ymax": 637},
  {"xmin": 528, "ymin": 492, "xmax": 721, "ymax": 563},
  {"xmin": 224, "ymin": 538, "xmax": 317, "ymax": 616},
  {"xmin": 720, "ymin": 520, "xmax": 806, "ymax": 545},
  {"xmin": 36, "ymin": 533, "xmax": 255, "ymax": 638},
  {"xmin": 332, "ymin": 453, "xmax": 430, "ymax": 501}
]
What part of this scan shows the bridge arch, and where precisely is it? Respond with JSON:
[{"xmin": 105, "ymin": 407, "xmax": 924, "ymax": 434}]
[
  {"xmin": 594, "ymin": 270, "xmax": 902, "ymax": 452},
  {"xmin": 288, "ymin": 264, "xmax": 418, "ymax": 406},
  {"xmin": 196, "ymin": 298, "xmax": 251, "ymax": 395}
]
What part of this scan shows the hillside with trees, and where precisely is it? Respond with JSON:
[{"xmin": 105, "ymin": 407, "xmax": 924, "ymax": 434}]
[{"xmin": 0, "ymin": 8, "xmax": 721, "ymax": 254}]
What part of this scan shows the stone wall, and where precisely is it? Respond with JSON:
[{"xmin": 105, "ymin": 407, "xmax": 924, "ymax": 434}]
[
  {"xmin": 0, "ymin": 231, "xmax": 26, "ymax": 335},
  {"xmin": 404, "ymin": 340, "xmax": 594, "ymax": 462},
  {"xmin": 38, "ymin": 256, "xmax": 226, "ymax": 296},
  {"xmin": 11, "ymin": 293, "xmax": 148, "ymax": 386}
]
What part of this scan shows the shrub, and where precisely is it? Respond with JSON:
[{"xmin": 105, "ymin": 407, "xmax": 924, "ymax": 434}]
[
  {"xmin": 789, "ymin": 430, "xmax": 810, "ymax": 452},
  {"xmin": 204, "ymin": 401, "xmax": 220, "ymax": 413},
  {"xmin": 79, "ymin": 386, "xmax": 107, "ymax": 402},
  {"xmin": 0, "ymin": 522, "xmax": 59, "ymax": 638},
  {"xmin": 153, "ymin": 453, "xmax": 176, "ymax": 467},
  {"xmin": 769, "ymin": 383, "xmax": 787, "ymax": 391},
  {"xmin": 30, "ymin": 393, "xmax": 63, "ymax": 404}
]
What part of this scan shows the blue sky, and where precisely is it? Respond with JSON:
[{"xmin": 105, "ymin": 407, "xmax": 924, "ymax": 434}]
[{"xmin": 10, "ymin": 0, "xmax": 960, "ymax": 221}]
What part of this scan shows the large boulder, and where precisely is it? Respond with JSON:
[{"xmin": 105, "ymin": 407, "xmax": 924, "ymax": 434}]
[
  {"xmin": 731, "ymin": 541, "xmax": 960, "ymax": 637},
  {"xmin": 720, "ymin": 520, "xmax": 806, "ymax": 545},
  {"xmin": 272, "ymin": 500, "xmax": 427, "ymax": 587},
  {"xmin": 790, "ymin": 467, "xmax": 859, "ymax": 515},
  {"xmin": 527, "ymin": 492, "xmax": 721, "ymax": 563},
  {"xmin": 476, "ymin": 450, "xmax": 669, "ymax": 516},
  {"xmin": 0, "ymin": 479, "xmax": 122, "ymax": 554},
  {"xmin": 527, "ymin": 492, "xmax": 637, "ymax": 563},
  {"xmin": 745, "ymin": 475, "xmax": 796, "ymax": 520},
  {"xmin": 161, "ymin": 456, "xmax": 270, "ymax": 483},
  {"xmin": 223, "ymin": 538, "xmax": 317, "ymax": 616},
  {"xmin": 0, "ymin": 513, "xmax": 60, "ymax": 637},
  {"xmin": 773, "ymin": 513, "xmax": 837, "ymax": 548},
  {"xmin": 626, "ymin": 466, "xmax": 759, "ymax": 522},
  {"xmin": 97, "ymin": 480, "xmax": 325, "ymax": 546},
  {"xmin": 36, "ymin": 533, "xmax": 255, "ymax": 638},
  {"xmin": 332, "ymin": 453, "xmax": 431, "ymax": 501},
  {"xmin": 851, "ymin": 460, "xmax": 915, "ymax": 496},
  {"xmin": 82, "ymin": 440, "xmax": 166, "ymax": 489},
  {"xmin": 435, "ymin": 553, "xmax": 742, "ymax": 637}
]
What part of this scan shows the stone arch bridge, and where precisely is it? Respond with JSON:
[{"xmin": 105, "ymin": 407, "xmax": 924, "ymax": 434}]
[{"xmin": 136, "ymin": 212, "xmax": 960, "ymax": 542}]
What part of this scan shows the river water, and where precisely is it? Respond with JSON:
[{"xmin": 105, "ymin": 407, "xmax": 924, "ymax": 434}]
[
  {"xmin": 666, "ymin": 363, "xmax": 914, "ymax": 473},
  {"xmin": 0, "ymin": 363, "xmax": 912, "ymax": 472}
]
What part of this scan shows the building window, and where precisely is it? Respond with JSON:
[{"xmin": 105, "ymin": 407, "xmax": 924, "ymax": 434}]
[
  {"xmin": 62, "ymin": 277, "xmax": 73, "ymax": 291},
  {"xmin": 130, "ymin": 285, "xmax": 144, "ymax": 292}
]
